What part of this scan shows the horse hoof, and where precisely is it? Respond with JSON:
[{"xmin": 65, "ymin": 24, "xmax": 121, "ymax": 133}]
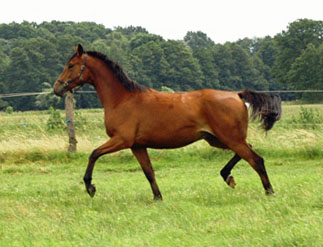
[
  {"xmin": 154, "ymin": 195, "xmax": 163, "ymax": 201},
  {"xmin": 265, "ymin": 187, "xmax": 275, "ymax": 196},
  {"xmin": 226, "ymin": 176, "xmax": 236, "ymax": 188},
  {"xmin": 87, "ymin": 184, "xmax": 96, "ymax": 197}
]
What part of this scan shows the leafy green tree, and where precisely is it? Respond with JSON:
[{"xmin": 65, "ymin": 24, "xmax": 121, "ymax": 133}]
[
  {"xmin": 273, "ymin": 19, "xmax": 323, "ymax": 86},
  {"xmin": 64, "ymin": 22, "xmax": 110, "ymax": 42},
  {"xmin": 0, "ymin": 50, "xmax": 10, "ymax": 110},
  {"xmin": 0, "ymin": 83, "xmax": 8, "ymax": 110},
  {"xmin": 184, "ymin": 31, "xmax": 215, "ymax": 49},
  {"xmin": 184, "ymin": 31, "xmax": 219, "ymax": 89},
  {"xmin": 5, "ymin": 38, "xmax": 61, "ymax": 110},
  {"xmin": 115, "ymin": 26, "xmax": 148, "ymax": 37},
  {"xmin": 250, "ymin": 55, "xmax": 269, "ymax": 90},
  {"xmin": 0, "ymin": 21, "xmax": 36, "ymax": 40},
  {"xmin": 132, "ymin": 39, "xmax": 170, "ymax": 88},
  {"xmin": 92, "ymin": 39, "xmax": 110, "ymax": 54},
  {"xmin": 255, "ymin": 36, "xmax": 277, "ymax": 68},
  {"xmin": 0, "ymin": 38, "xmax": 13, "ymax": 56},
  {"xmin": 288, "ymin": 43, "xmax": 323, "ymax": 101},
  {"xmin": 53, "ymin": 34, "xmax": 89, "ymax": 63},
  {"xmin": 212, "ymin": 43, "xmax": 270, "ymax": 90},
  {"xmin": 101, "ymin": 31, "xmax": 133, "ymax": 74},
  {"xmin": 162, "ymin": 40, "xmax": 203, "ymax": 91},
  {"xmin": 229, "ymin": 43, "xmax": 254, "ymax": 89},
  {"xmin": 126, "ymin": 53, "xmax": 152, "ymax": 87},
  {"xmin": 239, "ymin": 37, "xmax": 283, "ymax": 92},
  {"xmin": 129, "ymin": 33, "xmax": 164, "ymax": 50},
  {"xmin": 190, "ymin": 47, "xmax": 219, "ymax": 89},
  {"xmin": 213, "ymin": 44, "xmax": 233, "ymax": 90},
  {"xmin": 236, "ymin": 37, "xmax": 265, "ymax": 56}
]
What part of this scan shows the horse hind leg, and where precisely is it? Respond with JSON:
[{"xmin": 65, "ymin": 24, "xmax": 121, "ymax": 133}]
[
  {"xmin": 203, "ymin": 131, "xmax": 273, "ymax": 194},
  {"xmin": 231, "ymin": 142, "xmax": 274, "ymax": 195}
]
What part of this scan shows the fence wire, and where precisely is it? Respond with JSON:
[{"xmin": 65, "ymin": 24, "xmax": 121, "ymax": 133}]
[
  {"xmin": 1, "ymin": 90, "xmax": 322, "ymax": 128},
  {"xmin": 1, "ymin": 90, "xmax": 323, "ymax": 99}
]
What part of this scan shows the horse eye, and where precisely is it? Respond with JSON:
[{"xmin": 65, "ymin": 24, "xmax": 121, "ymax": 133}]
[{"xmin": 68, "ymin": 64, "xmax": 74, "ymax": 69}]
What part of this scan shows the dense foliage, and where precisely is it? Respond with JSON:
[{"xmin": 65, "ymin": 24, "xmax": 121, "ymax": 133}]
[{"xmin": 0, "ymin": 19, "xmax": 322, "ymax": 110}]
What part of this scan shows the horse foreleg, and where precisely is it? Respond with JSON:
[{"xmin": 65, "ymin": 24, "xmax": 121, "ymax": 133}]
[
  {"xmin": 83, "ymin": 137, "xmax": 128, "ymax": 197},
  {"xmin": 131, "ymin": 147, "xmax": 162, "ymax": 200},
  {"xmin": 220, "ymin": 154, "xmax": 241, "ymax": 188}
]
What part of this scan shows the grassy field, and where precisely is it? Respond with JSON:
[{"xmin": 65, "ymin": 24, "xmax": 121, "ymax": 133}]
[{"xmin": 0, "ymin": 104, "xmax": 322, "ymax": 246}]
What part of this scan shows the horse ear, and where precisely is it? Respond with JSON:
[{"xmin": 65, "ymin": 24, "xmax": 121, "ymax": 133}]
[{"xmin": 75, "ymin": 44, "xmax": 84, "ymax": 56}]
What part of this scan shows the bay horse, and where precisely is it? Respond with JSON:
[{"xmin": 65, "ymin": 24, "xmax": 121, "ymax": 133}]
[{"xmin": 53, "ymin": 44, "xmax": 281, "ymax": 200}]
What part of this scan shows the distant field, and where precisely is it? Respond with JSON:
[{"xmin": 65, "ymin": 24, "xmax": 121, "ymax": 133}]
[{"xmin": 0, "ymin": 104, "xmax": 322, "ymax": 246}]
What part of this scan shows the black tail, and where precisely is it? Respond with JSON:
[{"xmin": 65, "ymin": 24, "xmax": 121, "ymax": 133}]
[{"xmin": 238, "ymin": 90, "xmax": 282, "ymax": 131}]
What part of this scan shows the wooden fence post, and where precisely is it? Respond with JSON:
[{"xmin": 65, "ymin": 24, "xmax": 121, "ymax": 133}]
[{"xmin": 65, "ymin": 92, "xmax": 77, "ymax": 152}]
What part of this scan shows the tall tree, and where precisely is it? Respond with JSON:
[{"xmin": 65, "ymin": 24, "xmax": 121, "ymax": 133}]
[
  {"xmin": 6, "ymin": 38, "xmax": 60, "ymax": 110},
  {"xmin": 0, "ymin": 54, "xmax": 9, "ymax": 109},
  {"xmin": 272, "ymin": 19, "xmax": 323, "ymax": 86},
  {"xmin": 0, "ymin": 49, "xmax": 10, "ymax": 109},
  {"xmin": 162, "ymin": 40, "xmax": 203, "ymax": 91},
  {"xmin": 287, "ymin": 43, "xmax": 323, "ymax": 101},
  {"xmin": 184, "ymin": 31, "xmax": 219, "ymax": 89},
  {"xmin": 132, "ymin": 39, "xmax": 170, "ymax": 88},
  {"xmin": 184, "ymin": 31, "xmax": 215, "ymax": 49}
]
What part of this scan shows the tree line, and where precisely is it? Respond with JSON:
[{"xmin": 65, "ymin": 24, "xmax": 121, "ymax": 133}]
[{"xmin": 0, "ymin": 19, "xmax": 322, "ymax": 111}]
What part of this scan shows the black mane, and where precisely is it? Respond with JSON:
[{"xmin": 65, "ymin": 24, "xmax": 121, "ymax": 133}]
[{"xmin": 86, "ymin": 51, "xmax": 147, "ymax": 92}]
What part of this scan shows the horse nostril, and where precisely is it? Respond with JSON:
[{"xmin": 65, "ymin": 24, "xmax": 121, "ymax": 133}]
[{"xmin": 53, "ymin": 81, "xmax": 65, "ymax": 97}]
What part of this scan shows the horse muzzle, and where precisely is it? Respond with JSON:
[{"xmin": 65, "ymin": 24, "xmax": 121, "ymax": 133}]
[{"xmin": 53, "ymin": 80, "xmax": 68, "ymax": 97}]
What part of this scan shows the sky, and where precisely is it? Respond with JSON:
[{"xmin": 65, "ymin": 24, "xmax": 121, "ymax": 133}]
[{"xmin": 1, "ymin": 0, "xmax": 322, "ymax": 43}]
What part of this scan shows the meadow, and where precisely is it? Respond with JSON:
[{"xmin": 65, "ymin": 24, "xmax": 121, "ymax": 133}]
[{"xmin": 0, "ymin": 103, "xmax": 322, "ymax": 247}]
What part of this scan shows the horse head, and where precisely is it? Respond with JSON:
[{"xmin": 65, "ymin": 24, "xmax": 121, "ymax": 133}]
[{"xmin": 53, "ymin": 44, "xmax": 90, "ymax": 97}]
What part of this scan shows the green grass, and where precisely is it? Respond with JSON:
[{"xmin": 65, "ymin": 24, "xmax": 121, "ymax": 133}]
[
  {"xmin": 0, "ymin": 104, "xmax": 322, "ymax": 246},
  {"xmin": 0, "ymin": 157, "xmax": 322, "ymax": 247}
]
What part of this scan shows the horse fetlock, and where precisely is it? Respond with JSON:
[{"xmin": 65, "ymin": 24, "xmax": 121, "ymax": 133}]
[{"xmin": 265, "ymin": 186, "xmax": 275, "ymax": 196}]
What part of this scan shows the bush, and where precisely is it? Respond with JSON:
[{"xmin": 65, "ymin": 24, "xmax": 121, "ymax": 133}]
[
  {"xmin": 160, "ymin": 86, "xmax": 175, "ymax": 93},
  {"xmin": 5, "ymin": 106, "xmax": 13, "ymax": 114},
  {"xmin": 74, "ymin": 111, "xmax": 88, "ymax": 130},
  {"xmin": 47, "ymin": 107, "xmax": 65, "ymax": 130},
  {"xmin": 291, "ymin": 106, "xmax": 322, "ymax": 129}
]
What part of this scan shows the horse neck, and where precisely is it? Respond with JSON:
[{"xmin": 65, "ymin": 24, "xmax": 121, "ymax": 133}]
[{"xmin": 88, "ymin": 59, "xmax": 130, "ymax": 110}]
